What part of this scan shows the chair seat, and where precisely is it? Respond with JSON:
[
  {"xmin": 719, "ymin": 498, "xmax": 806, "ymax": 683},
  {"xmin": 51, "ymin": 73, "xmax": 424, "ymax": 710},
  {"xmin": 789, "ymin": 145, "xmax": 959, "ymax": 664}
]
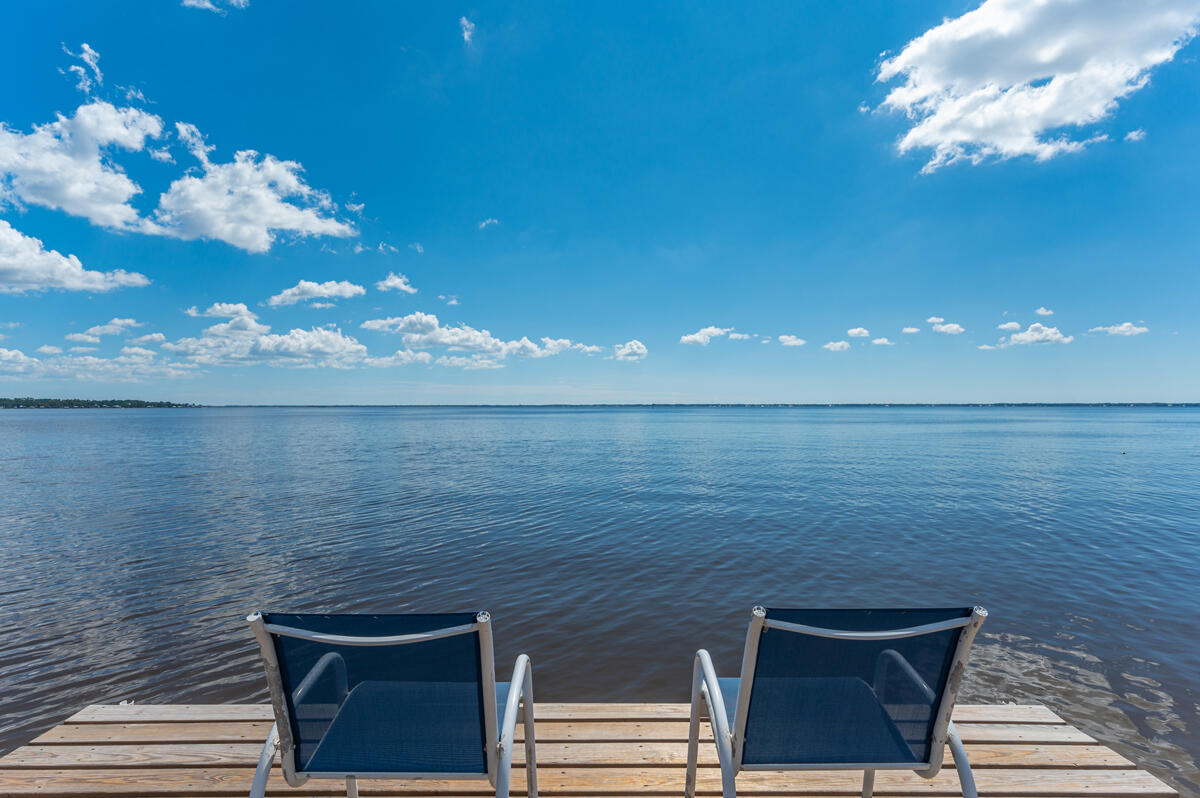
[
  {"xmin": 299, "ymin": 680, "xmax": 511, "ymax": 775},
  {"xmin": 716, "ymin": 676, "xmax": 923, "ymax": 766}
]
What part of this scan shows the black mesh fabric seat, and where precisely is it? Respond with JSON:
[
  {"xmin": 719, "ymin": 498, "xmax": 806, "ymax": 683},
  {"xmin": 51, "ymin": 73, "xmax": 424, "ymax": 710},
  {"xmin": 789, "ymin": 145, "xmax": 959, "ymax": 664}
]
[
  {"xmin": 740, "ymin": 608, "xmax": 972, "ymax": 766},
  {"xmin": 264, "ymin": 612, "xmax": 492, "ymax": 776},
  {"xmin": 687, "ymin": 605, "xmax": 987, "ymax": 798}
]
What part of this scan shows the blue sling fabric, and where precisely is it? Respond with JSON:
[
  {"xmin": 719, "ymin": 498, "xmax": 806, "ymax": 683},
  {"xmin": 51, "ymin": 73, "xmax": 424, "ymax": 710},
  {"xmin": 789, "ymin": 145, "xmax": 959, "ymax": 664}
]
[
  {"xmin": 264, "ymin": 612, "xmax": 489, "ymax": 775},
  {"xmin": 740, "ymin": 607, "xmax": 972, "ymax": 766}
]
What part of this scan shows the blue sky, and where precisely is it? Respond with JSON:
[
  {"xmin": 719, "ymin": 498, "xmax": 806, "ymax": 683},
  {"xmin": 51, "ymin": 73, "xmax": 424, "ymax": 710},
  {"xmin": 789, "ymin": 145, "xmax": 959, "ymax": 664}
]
[{"xmin": 1, "ymin": 0, "xmax": 1197, "ymax": 403}]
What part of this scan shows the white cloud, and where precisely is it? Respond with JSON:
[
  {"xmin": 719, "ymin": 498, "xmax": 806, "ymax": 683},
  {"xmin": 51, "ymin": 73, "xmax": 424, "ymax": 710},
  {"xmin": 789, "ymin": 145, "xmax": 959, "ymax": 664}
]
[
  {"xmin": 932, "ymin": 321, "xmax": 965, "ymax": 334},
  {"xmin": 823, "ymin": 340, "xmax": 850, "ymax": 352},
  {"xmin": 86, "ymin": 317, "xmax": 141, "ymax": 336},
  {"xmin": 1089, "ymin": 321, "xmax": 1149, "ymax": 335},
  {"xmin": 438, "ymin": 354, "xmax": 502, "ymax": 370},
  {"xmin": 36, "ymin": 345, "xmax": 62, "ymax": 355},
  {"xmin": 848, "ymin": 327, "xmax": 870, "ymax": 337},
  {"xmin": 901, "ymin": 326, "xmax": 920, "ymax": 334},
  {"xmin": 409, "ymin": 242, "xmax": 424, "ymax": 254},
  {"xmin": 364, "ymin": 349, "xmax": 433, "ymax": 367},
  {"xmin": 0, "ymin": 219, "xmax": 149, "ymax": 294},
  {"xmin": 460, "ymin": 16, "xmax": 475, "ymax": 44},
  {"xmin": 680, "ymin": 325, "xmax": 732, "ymax": 346},
  {"xmin": 65, "ymin": 333, "xmax": 100, "ymax": 343},
  {"xmin": 876, "ymin": 0, "xmax": 1200, "ymax": 172},
  {"xmin": 0, "ymin": 101, "xmax": 163, "ymax": 229},
  {"xmin": 130, "ymin": 332, "xmax": 166, "ymax": 345},
  {"xmin": 778, "ymin": 334, "xmax": 807, "ymax": 347},
  {"xmin": 997, "ymin": 321, "xmax": 1021, "ymax": 331},
  {"xmin": 250, "ymin": 326, "xmax": 367, "ymax": 368},
  {"xmin": 760, "ymin": 336, "xmax": 772, "ymax": 344},
  {"xmin": 69, "ymin": 345, "xmax": 98, "ymax": 352},
  {"xmin": 186, "ymin": 301, "xmax": 257, "ymax": 319},
  {"xmin": 62, "ymin": 43, "xmax": 103, "ymax": 93},
  {"xmin": 729, "ymin": 332, "xmax": 751, "ymax": 340},
  {"xmin": 0, "ymin": 347, "xmax": 41, "ymax": 373},
  {"xmin": 1036, "ymin": 306, "xmax": 1054, "ymax": 316},
  {"xmin": 926, "ymin": 316, "xmax": 944, "ymax": 324},
  {"xmin": 871, "ymin": 337, "xmax": 895, "ymax": 345},
  {"xmin": 181, "ymin": 0, "xmax": 249, "ymax": 12},
  {"xmin": 377, "ymin": 242, "xmax": 398, "ymax": 254},
  {"xmin": 361, "ymin": 311, "xmax": 600, "ymax": 363},
  {"xmin": 376, "ymin": 272, "xmax": 417, "ymax": 294},
  {"xmin": 153, "ymin": 122, "xmax": 355, "ymax": 252},
  {"xmin": 438, "ymin": 294, "xmax": 460, "ymax": 306},
  {"xmin": 268, "ymin": 279, "xmax": 366, "ymax": 307},
  {"xmin": 978, "ymin": 344, "xmax": 998, "ymax": 350},
  {"xmin": 1125, "ymin": 128, "xmax": 1147, "ymax": 141},
  {"xmin": 613, "ymin": 339, "xmax": 648, "ymax": 361},
  {"xmin": 1008, "ymin": 322, "xmax": 1074, "ymax": 344},
  {"xmin": 345, "ymin": 202, "xmax": 364, "ymax": 215},
  {"xmin": 477, "ymin": 217, "xmax": 498, "ymax": 229}
]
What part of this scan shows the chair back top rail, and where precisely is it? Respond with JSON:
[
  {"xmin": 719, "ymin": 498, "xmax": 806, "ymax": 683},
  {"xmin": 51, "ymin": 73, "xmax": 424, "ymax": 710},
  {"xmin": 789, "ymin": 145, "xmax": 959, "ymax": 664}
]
[
  {"xmin": 761, "ymin": 613, "xmax": 974, "ymax": 641},
  {"xmin": 259, "ymin": 619, "xmax": 484, "ymax": 646}
]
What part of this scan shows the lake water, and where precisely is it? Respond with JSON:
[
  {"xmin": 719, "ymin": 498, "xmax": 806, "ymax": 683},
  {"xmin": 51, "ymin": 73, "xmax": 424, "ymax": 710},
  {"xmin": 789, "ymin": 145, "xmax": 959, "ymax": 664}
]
[{"xmin": 1, "ymin": 406, "xmax": 1197, "ymax": 793}]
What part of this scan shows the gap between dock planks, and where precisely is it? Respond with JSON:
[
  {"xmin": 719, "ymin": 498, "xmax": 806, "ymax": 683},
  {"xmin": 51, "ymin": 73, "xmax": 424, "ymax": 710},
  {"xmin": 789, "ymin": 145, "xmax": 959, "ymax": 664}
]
[{"xmin": 0, "ymin": 704, "xmax": 1178, "ymax": 797}]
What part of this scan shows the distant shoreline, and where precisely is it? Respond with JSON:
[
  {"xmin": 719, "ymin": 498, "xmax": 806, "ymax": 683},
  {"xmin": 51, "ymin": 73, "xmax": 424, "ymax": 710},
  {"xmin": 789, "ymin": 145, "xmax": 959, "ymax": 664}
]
[{"xmin": 3, "ymin": 399, "xmax": 1197, "ymax": 409}]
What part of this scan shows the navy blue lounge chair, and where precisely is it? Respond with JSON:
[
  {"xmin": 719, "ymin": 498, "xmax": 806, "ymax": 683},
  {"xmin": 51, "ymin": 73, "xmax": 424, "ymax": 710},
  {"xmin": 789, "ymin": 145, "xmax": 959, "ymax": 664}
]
[
  {"xmin": 686, "ymin": 606, "xmax": 987, "ymax": 798},
  {"xmin": 247, "ymin": 611, "xmax": 536, "ymax": 798}
]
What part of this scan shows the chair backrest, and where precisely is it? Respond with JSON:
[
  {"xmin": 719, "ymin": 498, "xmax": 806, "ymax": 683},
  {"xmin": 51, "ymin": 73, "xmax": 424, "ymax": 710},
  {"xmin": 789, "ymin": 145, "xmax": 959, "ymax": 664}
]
[
  {"xmin": 733, "ymin": 606, "xmax": 986, "ymax": 772},
  {"xmin": 247, "ymin": 611, "xmax": 497, "ymax": 785}
]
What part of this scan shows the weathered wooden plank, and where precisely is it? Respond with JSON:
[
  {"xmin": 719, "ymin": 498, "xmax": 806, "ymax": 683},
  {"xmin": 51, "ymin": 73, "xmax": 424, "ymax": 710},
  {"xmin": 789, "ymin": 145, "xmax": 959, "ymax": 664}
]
[
  {"xmin": 0, "ymin": 766, "xmax": 1174, "ymax": 795},
  {"xmin": 63, "ymin": 704, "xmax": 1063, "ymax": 725},
  {"xmin": 0, "ymin": 742, "xmax": 1133, "ymax": 770},
  {"xmin": 32, "ymin": 720, "xmax": 1092, "ymax": 747},
  {"xmin": 32, "ymin": 723, "xmax": 278, "ymax": 745}
]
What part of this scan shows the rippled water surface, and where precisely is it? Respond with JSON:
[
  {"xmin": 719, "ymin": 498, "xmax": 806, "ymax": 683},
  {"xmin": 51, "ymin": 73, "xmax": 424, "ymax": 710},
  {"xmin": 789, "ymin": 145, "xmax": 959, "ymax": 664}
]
[{"xmin": 1, "ymin": 406, "xmax": 1197, "ymax": 792}]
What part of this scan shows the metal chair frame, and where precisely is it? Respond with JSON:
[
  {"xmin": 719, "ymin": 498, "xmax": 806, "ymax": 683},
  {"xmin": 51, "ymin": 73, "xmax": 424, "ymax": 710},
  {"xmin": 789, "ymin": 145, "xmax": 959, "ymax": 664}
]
[
  {"xmin": 686, "ymin": 606, "xmax": 987, "ymax": 798},
  {"xmin": 247, "ymin": 611, "xmax": 537, "ymax": 798}
]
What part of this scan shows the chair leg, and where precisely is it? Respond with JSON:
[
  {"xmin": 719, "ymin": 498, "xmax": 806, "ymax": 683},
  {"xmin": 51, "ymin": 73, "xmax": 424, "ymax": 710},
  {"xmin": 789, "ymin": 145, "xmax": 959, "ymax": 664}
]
[
  {"xmin": 685, "ymin": 665, "xmax": 702, "ymax": 798},
  {"xmin": 947, "ymin": 722, "xmax": 977, "ymax": 798},
  {"xmin": 523, "ymin": 671, "xmax": 538, "ymax": 798},
  {"xmin": 345, "ymin": 776, "xmax": 359, "ymax": 798},
  {"xmin": 861, "ymin": 769, "xmax": 875, "ymax": 798},
  {"xmin": 249, "ymin": 724, "xmax": 278, "ymax": 798}
]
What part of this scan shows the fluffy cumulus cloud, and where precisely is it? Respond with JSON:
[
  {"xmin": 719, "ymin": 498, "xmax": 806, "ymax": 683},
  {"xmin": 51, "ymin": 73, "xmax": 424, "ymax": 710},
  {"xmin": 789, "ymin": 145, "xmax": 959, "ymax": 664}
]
[
  {"xmin": 460, "ymin": 16, "xmax": 475, "ymax": 44},
  {"xmin": 1090, "ymin": 321, "xmax": 1149, "ymax": 335},
  {"xmin": 902, "ymin": 326, "xmax": 920, "ymax": 334},
  {"xmin": 997, "ymin": 321, "xmax": 1021, "ymax": 331},
  {"xmin": 1036, "ymin": 306, "xmax": 1054, "ymax": 316},
  {"xmin": 0, "ymin": 219, "xmax": 148, "ymax": 294},
  {"xmin": 680, "ymin": 325, "xmax": 732, "ymax": 346},
  {"xmin": 728, "ymin": 332, "xmax": 751, "ymax": 340},
  {"xmin": 823, "ymin": 340, "xmax": 850, "ymax": 352},
  {"xmin": 848, "ymin": 327, "xmax": 870, "ymax": 337},
  {"xmin": 877, "ymin": 0, "xmax": 1200, "ymax": 172},
  {"xmin": 130, "ymin": 332, "xmax": 166, "ymax": 345},
  {"xmin": 778, "ymin": 334, "xmax": 806, "ymax": 347},
  {"xmin": 376, "ymin": 272, "xmax": 417, "ymax": 294},
  {"xmin": 0, "ymin": 342, "xmax": 194, "ymax": 381},
  {"xmin": 612, "ymin": 339, "xmax": 648, "ymax": 361},
  {"xmin": 360, "ymin": 311, "xmax": 603, "ymax": 368},
  {"xmin": 152, "ymin": 123, "xmax": 355, "ymax": 253},
  {"xmin": 0, "ymin": 101, "xmax": 163, "ymax": 229},
  {"xmin": 1008, "ymin": 322, "xmax": 1074, "ymax": 345},
  {"xmin": 85, "ymin": 317, "xmax": 141, "ymax": 336},
  {"xmin": 932, "ymin": 321, "xmax": 965, "ymax": 334},
  {"xmin": 872, "ymin": 337, "xmax": 895, "ymax": 345},
  {"xmin": 165, "ymin": 301, "xmax": 367, "ymax": 368},
  {"xmin": 267, "ymin": 279, "xmax": 365, "ymax": 307}
]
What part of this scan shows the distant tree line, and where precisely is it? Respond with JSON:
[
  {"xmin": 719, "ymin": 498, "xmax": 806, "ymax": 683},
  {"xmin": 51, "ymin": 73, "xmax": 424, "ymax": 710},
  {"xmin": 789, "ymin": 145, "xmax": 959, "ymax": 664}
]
[{"xmin": 0, "ymin": 398, "xmax": 200, "ymax": 409}]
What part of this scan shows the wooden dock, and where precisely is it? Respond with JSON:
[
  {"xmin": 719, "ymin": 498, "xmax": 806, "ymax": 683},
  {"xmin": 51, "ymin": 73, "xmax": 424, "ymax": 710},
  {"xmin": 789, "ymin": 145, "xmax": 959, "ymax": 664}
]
[{"xmin": 0, "ymin": 703, "xmax": 1177, "ymax": 796}]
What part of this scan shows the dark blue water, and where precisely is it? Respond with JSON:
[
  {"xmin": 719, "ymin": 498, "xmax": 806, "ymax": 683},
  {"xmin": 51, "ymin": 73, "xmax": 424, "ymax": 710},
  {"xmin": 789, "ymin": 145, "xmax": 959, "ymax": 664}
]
[{"xmin": 1, "ymin": 406, "xmax": 1197, "ymax": 792}]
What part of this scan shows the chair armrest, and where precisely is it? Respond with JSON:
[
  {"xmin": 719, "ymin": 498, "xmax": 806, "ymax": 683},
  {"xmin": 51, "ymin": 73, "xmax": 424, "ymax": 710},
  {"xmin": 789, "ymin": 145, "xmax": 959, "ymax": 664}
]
[
  {"xmin": 873, "ymin": 648, "xmax": 936, "ymax": 703},
  {"xmin": 693, "ymin": 649, "xmax": 733, "ymax": 743},
  {"xmin": 496, "ymin": 654, "xmax": 537, "ymax": 798},
  {"xmin": 291, "ymin": 651, "xmax": 349, "ymax": 705}
]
